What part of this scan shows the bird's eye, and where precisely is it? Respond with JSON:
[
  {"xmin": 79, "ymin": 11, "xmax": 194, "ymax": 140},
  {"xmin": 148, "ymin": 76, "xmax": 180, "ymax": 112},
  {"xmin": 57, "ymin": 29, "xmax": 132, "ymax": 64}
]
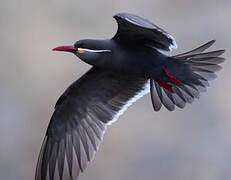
[{"xmin": 77, "ymin": 48, "xmax": 86, "ymax": 53}]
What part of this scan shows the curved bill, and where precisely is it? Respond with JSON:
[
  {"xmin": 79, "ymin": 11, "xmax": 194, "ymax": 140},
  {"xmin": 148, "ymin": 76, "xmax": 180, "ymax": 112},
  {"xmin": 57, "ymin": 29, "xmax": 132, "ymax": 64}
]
[{"xmin": 52, "ymin": 45, "xmax": 76, "ymax": 53}]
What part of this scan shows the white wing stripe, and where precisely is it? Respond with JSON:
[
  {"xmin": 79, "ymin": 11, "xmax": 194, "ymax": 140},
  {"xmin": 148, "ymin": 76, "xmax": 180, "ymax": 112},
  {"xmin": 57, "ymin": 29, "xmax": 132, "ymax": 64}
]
[{"xmin": 107, "ymin": 80, "xmax": 150, "ymax": 125}]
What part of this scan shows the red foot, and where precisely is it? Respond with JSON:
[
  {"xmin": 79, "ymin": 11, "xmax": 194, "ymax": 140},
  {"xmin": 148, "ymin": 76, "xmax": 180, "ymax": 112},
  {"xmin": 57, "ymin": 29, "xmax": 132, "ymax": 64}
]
[
  {"xmin": 157, "ymin": 81, "xmax": 173, "ymax": 92},
  {"xmin": 162, "ymin": 66, "xmax": 181, "ymax": 86}
]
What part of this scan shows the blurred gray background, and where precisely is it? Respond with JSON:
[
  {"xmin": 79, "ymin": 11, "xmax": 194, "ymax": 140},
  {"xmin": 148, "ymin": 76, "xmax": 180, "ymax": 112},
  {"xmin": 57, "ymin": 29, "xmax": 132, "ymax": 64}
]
[{"xmin": 1, "ymin": 0, "xmax": 231, "ymax": 180}]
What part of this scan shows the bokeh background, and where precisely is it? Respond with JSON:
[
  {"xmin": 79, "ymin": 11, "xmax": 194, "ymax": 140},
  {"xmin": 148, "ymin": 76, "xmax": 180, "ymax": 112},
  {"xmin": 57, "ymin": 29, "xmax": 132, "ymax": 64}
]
[{"xmin": 1, "ymin": 0, "xmax": 231, "ymax": 180}]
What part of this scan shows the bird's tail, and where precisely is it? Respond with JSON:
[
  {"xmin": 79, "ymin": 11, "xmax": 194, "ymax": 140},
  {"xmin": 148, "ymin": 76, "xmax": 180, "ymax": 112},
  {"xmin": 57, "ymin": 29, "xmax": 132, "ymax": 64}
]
[{"xmin": 150, "ymin": 40, "xmax": 225, "ymax": 111}]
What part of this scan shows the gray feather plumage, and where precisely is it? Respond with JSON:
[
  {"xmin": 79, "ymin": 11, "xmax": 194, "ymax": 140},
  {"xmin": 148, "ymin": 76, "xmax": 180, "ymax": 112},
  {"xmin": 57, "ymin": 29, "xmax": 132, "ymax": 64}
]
[{"xmin": 35, "ymin": 67, "xmax": 148, "ymax": 180}]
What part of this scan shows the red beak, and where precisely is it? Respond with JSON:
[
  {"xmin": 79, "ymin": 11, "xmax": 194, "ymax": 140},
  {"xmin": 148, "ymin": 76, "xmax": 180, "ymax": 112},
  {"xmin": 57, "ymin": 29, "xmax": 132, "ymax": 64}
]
[{"xmin": 52, "ymin": 45, "xmax": 76, "ymax": 53}]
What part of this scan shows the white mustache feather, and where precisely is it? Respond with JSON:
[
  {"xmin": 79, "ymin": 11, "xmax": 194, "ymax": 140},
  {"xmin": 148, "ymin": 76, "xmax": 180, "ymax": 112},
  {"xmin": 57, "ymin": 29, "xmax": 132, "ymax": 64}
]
[{"xmin": 78, "ymin": 48, "xmax": 111, "ymax": 53}]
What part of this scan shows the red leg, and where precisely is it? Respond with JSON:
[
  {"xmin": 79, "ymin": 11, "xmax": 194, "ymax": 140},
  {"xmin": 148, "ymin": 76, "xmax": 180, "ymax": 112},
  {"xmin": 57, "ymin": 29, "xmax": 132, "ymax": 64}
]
[
  {"xmin": 157, "ymin": 81, "xmax": 173, "ymax": 92},
  {"xmin": 162, "ymin": 66, "xmax": 181, "ymax": 86}
]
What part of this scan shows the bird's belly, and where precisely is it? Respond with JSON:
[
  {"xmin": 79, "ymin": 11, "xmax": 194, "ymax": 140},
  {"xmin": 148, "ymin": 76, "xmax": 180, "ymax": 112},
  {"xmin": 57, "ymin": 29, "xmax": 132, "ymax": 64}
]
[{"xmin": 111, "ymin": 56, "xmax": 167, "ymax": 79}]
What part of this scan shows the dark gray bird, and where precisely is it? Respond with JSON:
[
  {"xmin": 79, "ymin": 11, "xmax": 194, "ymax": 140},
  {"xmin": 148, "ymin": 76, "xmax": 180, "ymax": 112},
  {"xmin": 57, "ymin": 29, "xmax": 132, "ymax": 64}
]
[{"xmin": 35, "ymin": 13, "xmax": 225, "ymax": 180}]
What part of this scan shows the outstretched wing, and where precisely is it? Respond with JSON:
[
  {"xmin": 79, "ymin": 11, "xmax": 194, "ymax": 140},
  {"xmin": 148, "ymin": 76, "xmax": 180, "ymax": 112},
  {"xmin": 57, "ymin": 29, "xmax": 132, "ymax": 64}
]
[
  {"xmin": 113, "ymin": 13, "xmax": 177, "ymax": 51},
  {"xmin": 150, "ymin": 40, "xmax": 225, "ymax": 111},
  {"xmin": 35, "ymin": 67, "xmax": 149, "ymax": 180}
]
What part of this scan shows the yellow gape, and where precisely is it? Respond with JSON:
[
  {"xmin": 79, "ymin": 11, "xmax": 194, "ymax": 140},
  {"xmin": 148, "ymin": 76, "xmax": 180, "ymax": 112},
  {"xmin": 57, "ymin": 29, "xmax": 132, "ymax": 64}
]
[{"xmin": 77, "ymin": 49, "xmax": 86, "ymax": 53}]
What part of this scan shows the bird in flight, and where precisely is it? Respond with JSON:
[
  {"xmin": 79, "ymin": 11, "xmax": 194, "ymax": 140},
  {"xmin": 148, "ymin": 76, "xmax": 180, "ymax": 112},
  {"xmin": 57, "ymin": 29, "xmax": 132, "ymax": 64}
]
[{"xmin": 35, "ymin": 13, "xmax": 225, "ymax": 180}]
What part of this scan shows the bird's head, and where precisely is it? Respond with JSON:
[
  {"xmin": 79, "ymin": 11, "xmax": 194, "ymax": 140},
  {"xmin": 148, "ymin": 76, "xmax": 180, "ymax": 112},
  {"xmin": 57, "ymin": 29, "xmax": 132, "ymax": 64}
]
[{"xmin": 52, "ymin": 39, "xmax": 112, "ymax": 66}]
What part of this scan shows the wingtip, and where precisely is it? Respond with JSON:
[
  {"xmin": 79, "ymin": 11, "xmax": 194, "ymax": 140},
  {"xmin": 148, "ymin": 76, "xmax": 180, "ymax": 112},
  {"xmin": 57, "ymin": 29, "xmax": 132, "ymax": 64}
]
[
  {"xmin": 113, "ymin": 13, "xmax": 123, "ymax": 19},
  {"xmin": 166, "ymin": 34, "xmax": 178, "ymax": 51},
  {"xmin": 169, "ymin": 43, "xmax": 178, "ymax": 51},
  {"xmin": 219, "ymin": 49, "xmax": 226, "ymax": 56},
  {"xmin": 206, "ymin": 39, "xmax": 216, "ymax": 47},
  {"xmin": 213, "ymin": 49, "xmax": 226, "ymax": 56},
  {"xmin": 210, "ymin": 39, "xmax": 216, "ymax": 44}
]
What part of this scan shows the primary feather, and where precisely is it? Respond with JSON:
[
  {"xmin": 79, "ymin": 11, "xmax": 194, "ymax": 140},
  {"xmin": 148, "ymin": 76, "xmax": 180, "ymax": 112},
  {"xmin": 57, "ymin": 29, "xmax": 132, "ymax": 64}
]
[{"xmin": 35, "ymin": 67, "xmax": 149, "ymax": 180}]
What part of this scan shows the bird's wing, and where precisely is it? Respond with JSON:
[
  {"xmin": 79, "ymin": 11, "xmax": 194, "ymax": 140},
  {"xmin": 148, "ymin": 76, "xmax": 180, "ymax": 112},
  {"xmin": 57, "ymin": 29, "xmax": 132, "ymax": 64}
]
[
  {"xmin": 35, "ymin": 67, "xmax": 149, "ymax": 180},
  {"xmin": 113, "ymin": 13, "xmax": 177, "ymax": 51},
  {"xmin": 150, "ymin": 40, "xmax": 225, "ymax": 111}
]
